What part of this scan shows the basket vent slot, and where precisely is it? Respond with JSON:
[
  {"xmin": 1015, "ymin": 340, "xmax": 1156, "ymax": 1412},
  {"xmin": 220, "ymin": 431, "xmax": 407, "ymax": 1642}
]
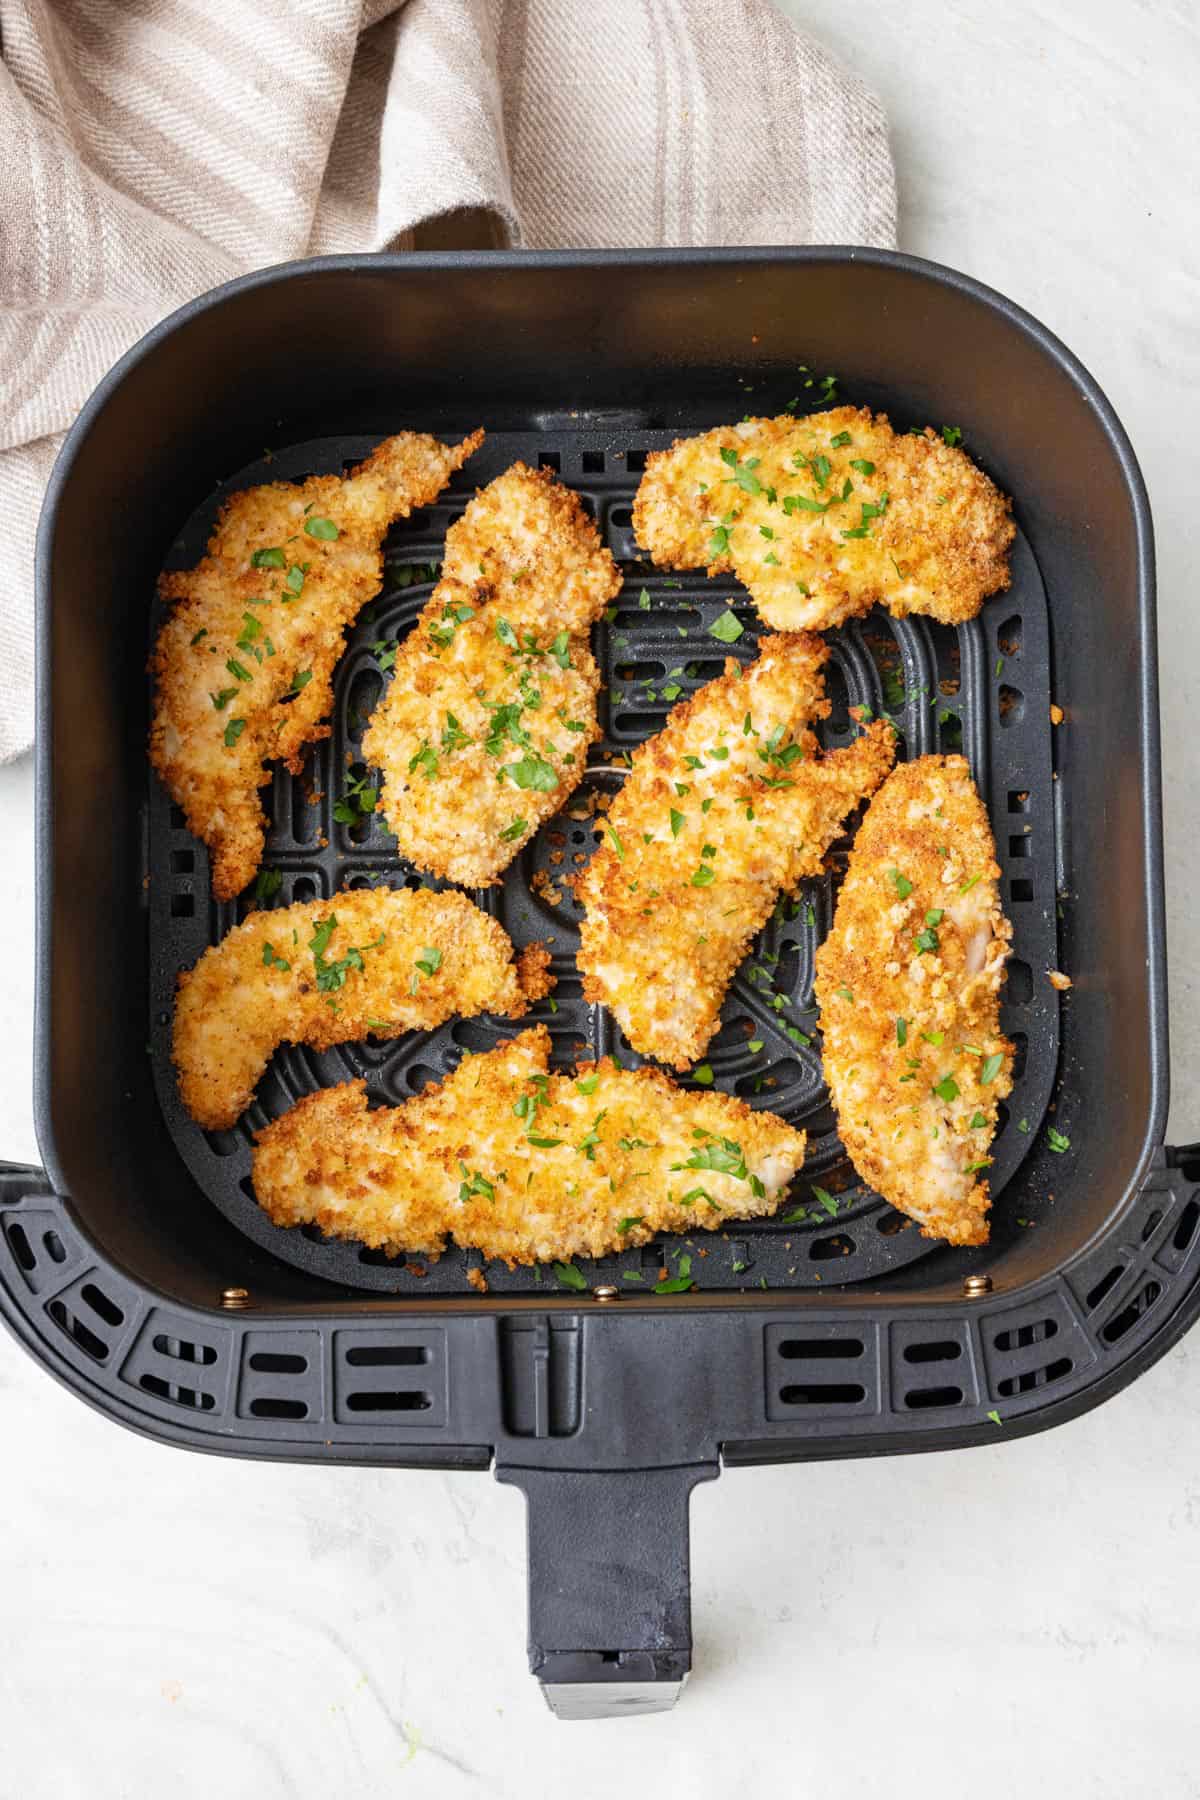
[
  {"xmin": 48, "ymin": 1299, "xmax": 109, "ymax": 1362},
  {"xmin": 139, "ymin": 1374, "xmax": 215, "ymax": 1411},
  {"xmin": 778, "ymin": 1337, "xmax": 863, "ymax": 1361},
  {"xmin": 810, "ymin": 1233, "xmax": 856, "ymax": 1261},
  {"xmin": 902, "ymin": 1339, "xmax": 962, "ymax": 1365},
  {"xmin": 994, "ymin": 1317, "xmax": 1058, "ymax": 1352},
  {"xmin": 1085, "ymin": 1264, "xmax": 1125, "ymax": 1311},
  {"xmin": 345, "ymin": 1344, "xmax": 427, "ymax": 1367},
  {"xmin": 334, "ymin": 1328, "xmax": 446, "ymax": 1428},
  {"xmin": 904, "ymin": 1385, "xmax": 965, "ymax": 1410},
  {"xmin": 1101, "ymin": 1278, "xmax": 1162, "ymax": 1345},
  {"xmin": 6, "ymin": 1221, "xmax": 35, "ymax": 1271},
  {"xmin": 996, "ymin": 1357, "xmax": 1073, "ymax": 1398},
  {"xmin": 1174, "ymin": 1199, "xmax": 1199, "ymax": 1252},
  {"xmin": 344, "ymin": 1391, "xmax": 431, "ymax": 1413},
  {"xmin": 780, "ymin": 1382, "xmax": 866, "ymax": 1406},
  {"xmin": 152, "ymin": 1333, "xmax": 218, "ymax": 1366},
  {"xmin": 249, "ymin": 1397, "xmax": 308, "ymax": 1419}
]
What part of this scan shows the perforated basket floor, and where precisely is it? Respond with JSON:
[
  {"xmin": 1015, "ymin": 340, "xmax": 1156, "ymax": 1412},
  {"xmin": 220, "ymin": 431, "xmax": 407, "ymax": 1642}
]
[{"xmin": 148, "ymin": 428, "xmax": 1061, "ymax": 1296}]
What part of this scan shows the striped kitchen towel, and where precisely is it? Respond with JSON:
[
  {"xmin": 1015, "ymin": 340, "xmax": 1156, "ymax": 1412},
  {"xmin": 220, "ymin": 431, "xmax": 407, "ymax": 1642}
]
[{"xmin": 0, "ymin": 0, "xmax": 895, "ymax": 759}]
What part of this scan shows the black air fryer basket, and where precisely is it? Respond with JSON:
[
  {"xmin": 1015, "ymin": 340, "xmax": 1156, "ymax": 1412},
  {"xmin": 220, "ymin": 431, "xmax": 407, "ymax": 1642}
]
[{"xmin": 6, "ymin": 249, "xmax": 1197, "ymax": 1718}]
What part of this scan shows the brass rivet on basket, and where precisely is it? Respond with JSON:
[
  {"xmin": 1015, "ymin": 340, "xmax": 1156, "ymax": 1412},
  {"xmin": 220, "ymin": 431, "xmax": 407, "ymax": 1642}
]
[
  {"xmin": 220, "ymin": 1286, "xmax": 250, "ymax": 1309},
  {"xmin": 963, "ymin": 1273, "xmax": 993, "ymax": 1299},
  {"xmin": 592, "ymin": 1284, "xmax": 620, "ymax": 1303}
]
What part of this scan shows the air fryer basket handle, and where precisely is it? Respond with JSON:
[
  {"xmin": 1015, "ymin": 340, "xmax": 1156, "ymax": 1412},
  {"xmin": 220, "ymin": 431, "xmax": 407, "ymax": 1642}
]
[{"xmin": 497, "ymin": 1463, "xmax": 718, "ymax": 1719}]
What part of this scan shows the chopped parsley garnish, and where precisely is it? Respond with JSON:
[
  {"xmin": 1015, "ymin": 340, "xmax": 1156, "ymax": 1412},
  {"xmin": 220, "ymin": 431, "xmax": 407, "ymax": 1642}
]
[
  {"xmin": 304, "ymin": 516, "xmax": 339, "ymax": 540},
  {"xmin": 719, "ymin": 446, "xmax": 762, "ymax": 495},
  {"xmin": 1047, "ymin": 1127, "xmax": 1070, "ymax": 1153},
  {"xmin": 655, "ymin": 1252, "xmax": 694, "ymax": 1295},
  {"xmin": 413, "ymin": 946, "xmax": 442, "ymax": 979},
  {"xmin": 942, "ymin": 424, "xmax": 963, "ymax": 447},
  {"xmin": 251, "ymin": 546, "xmax": 285, "ymax": 569},
  {"xmin": 549, "ymin": 630, "xmax": 571, "ymax": 670},
  {"xmin": 458, "ymin": 1165, "xmax": 495, "ymax": 1201},
  {"xmin": 308, "ymin": 914, "xmax": 384, "ymax": 994},
  {"xmin": 254, "ymin": 869, "xmax": 282, "ymax": 904},
  {"xmin": 849, "ymin": 458, "xmax": 875, "ymax": 475},
  {"xmin": 835, "ymin": 984, "xmax": 854, "ymax": 1003},
  {"xmin": 223, "ymin": 718, "xmax": 246, "ymax": 747},
  {"xmin": 606, "ymin": 824, "xmax": 625, "ymax": 861},
  {"xmin": 979, "ymin": 1052, "xmax": 1004, "ymax": 1085},
  {"xmin": 440, "ymin": 712, "xmax": 472, "ymax": 754},
  {"xmin": 987, "ymin": 1409, "xmax": 1002, "ymax": 1426},
  {"xmin": 332, "ymin": 769, "xmax": 377, "ymax": 824},
  {"xmin": 499, "ymin": 816, "xmax": 527, "ymax": 843},
  {"xmin": 503, "ymin": 751, "xmax": 558, "ymax": 792},
  {"xmin": 959, "ymin": 874, "xmax": 981, "ymax": 893},
  {"xmin": 669, "ymin": 808, "xmax": 686, "ymax": 838},
  {"xmin": 225, "ymin": 656, "xmax": 252, "ymax": 683},
  {"xmin": 830, "ymin": 430, "xmax": 852, "ymax": 448},
  {"xmin": 495, "ymin": 617, "xmax": 519, "ymax": 650},
  {"xmin": 690, "ymin": 864, "xmax": 715, "ymax": 887},
  {"xmin": 261, "ymin": 942, "xmax": 290, "ymax": 970},
  {"xmin": 285, "ymin": 563, "xmax": 307, "ymax": 597},
  {"xmin": 427, "ymin": 600, "xmax": 475, "ymax": 648},
  {"xmin": 969, "ymin": 1111, "xmax": 987, "ymax": 1129},
  {"xmin": 575, "ymin": 1072, "xmax": 600, "ymax": 1096},
  {"xmin": 896, "ymin": 1017, "xmax": 909, "ymax": 1045},
  {"xmin": 210, "ymin": 686, "xmax": 238, "ymax": 711},
  {"xmin": 889, "ymin": 868, "xmax": 913, "ymax": 899},
  {"xmin": 804, "ymin": 902, "xmax": 816, "ymax": 928},
  {"xmin": 190, "ymin": 627, "xmax": 208, "ymax": 646},
  {"xmin": 617, "ymin": 1216, "xmax": 644, "ymax": 1234},
  {"xmin": 691, "ymin": 1064, "xmax": 714, "ymax": 1086},
  {"xmin": 747, "ymin": 1039, "xmax": 764, "ymax": 1054},
  {"xmin": 915, "ymin": 926, "xmax": 940, "ymax": 954},
  {"xmin": 1017, "ymin": 1117, "xmax": 1030, "ymax": 1134},
  {"xmin": 638, "ymin": 587, "xmax": 652, "ymax": 610},
  {"xmin": 812, "ymin": 1186, "xmax": 839, "ymax": 1218},
  {"xmin": 408, "ymin": 743, "xmax": 439, "ymax": 782},
  {"xmin": 709, "ymin": 609, "xmax": 744, "ymax": 644},
  {"xmin": 841, "ymin": 491, "xmax": 891, "ymax": 541},
  {"xmin": 922, "ymin": 1030, "xmax": 944, "ymax": 1046},
  {"xmin": 286, "ymin": 668, "xmax": 313, "ymax": 698},
  {"xmin": 933, "ymin": 1074, "xmax": 960, "ymax": 1103}
]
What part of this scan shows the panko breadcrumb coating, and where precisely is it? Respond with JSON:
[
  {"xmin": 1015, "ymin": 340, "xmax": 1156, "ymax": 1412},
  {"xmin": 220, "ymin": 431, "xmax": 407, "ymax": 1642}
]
[
  {"xmin": 576, "ymin": 632, "xmax": 896, "ymax": 1069},
  {"xmin": 632, "ymin": 408, "xmax": 1013, "ymax": 633},
  {"xmin": 363, "ymin": 464, "xmax": 622, "ymax": 884},
  {"xmin": 814, "ymin": 755, "xmax": 1013, "ymax": 1246},
  {"xmin": 174, "ymin": 886, "xmax": 551, "ymax": 1131},
  {"xmin": 151, "ymin": 430, "xmax": 482, "ymax": 900},
  {"xmin": 252, "ymin": 1025, "xmax": 807, "ymax": 1265}
]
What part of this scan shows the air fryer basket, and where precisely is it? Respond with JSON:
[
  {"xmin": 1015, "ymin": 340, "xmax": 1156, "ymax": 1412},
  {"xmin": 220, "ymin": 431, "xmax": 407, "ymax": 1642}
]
[{"xmin": 6, "ymin": 249, "xmax": 1196, "ymax": 1718}]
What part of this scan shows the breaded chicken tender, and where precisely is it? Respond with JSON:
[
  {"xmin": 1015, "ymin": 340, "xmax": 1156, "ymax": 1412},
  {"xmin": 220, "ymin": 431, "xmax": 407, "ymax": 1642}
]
[
  {"xmin": 174, "ymin": 886, "xmax": 551, "ymax": 1132},
  {"xmin": 814, "ymin": 755, "xmax": 1013, "ymax": 1246},
  {"xmin": 252, "ymin": 1025, "xmax": 806, "ymax": 1264},
  {"xmin": 576, "ymin": 633, "xmax": 896, "ymax": 1068},
  {"xmin": 633, "ymin": 408, "xmax": 1013, "ymax": 633},
  {"xmin": 363, "ymin": 465, "xmax": 622, "ymax": 885},
  {"xmin": 151, "ymin": 430, "xmax": 482, "ymax": 900}
]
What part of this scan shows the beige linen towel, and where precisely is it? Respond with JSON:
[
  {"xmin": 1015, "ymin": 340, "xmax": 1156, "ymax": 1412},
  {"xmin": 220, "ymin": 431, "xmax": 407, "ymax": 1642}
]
[{"xmin": 0, "ymin": 0, "xmax": 896, "ymax": 760}]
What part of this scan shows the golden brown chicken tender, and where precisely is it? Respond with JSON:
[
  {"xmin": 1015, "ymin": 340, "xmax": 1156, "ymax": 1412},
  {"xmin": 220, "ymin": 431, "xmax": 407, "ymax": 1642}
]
[
  {"xmin": 632, "ymin": 408, "xmax": 1013, "ymax": 633},
  {"xmin": 151, "ymin": 429, "xmax": 482, "ymax": 900},
  {"xmin": 252, "ymin": 1025, "xmax": 806, "ymax": 1265},
  {"xmin": 174, "ymin": 885, "xmax": 551, "ymax": 1132},
  {"xmin": 362, "ymin": 464, "xmax": 622, "ymax": 885},
  {"xmin": 576, "ymin": 633, "xmax": 896, "ymax": 1069},
  {"xmin": 814, "ymin": 755, "xmax": 1013, "ymax": 1246}
]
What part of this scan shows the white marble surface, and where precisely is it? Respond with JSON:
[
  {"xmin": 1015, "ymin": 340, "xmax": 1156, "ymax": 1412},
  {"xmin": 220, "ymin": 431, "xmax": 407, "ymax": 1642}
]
[{"xmin": 3, "ymin": 4, "xmax": 1199, "ymax": 1793}]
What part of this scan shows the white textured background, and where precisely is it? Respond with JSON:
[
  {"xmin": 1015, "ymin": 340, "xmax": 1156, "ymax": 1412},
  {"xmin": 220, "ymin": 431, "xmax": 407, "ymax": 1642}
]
[{"xmin": 2, "ymin": 3, "xmax": 1198, "ymax": 1794}]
